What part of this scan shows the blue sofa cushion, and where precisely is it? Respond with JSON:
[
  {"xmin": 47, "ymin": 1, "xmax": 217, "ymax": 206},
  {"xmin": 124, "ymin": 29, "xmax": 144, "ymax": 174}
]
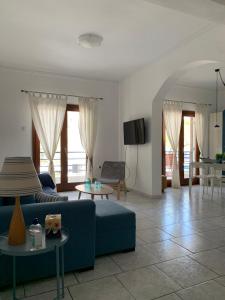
[
  {"xmin": 95, "ymin": 200, "xmax": 135, "ymax": 231},
  {"xmin": 38, "ymin": 173, "xmax": 55, "ymax": 189},
  {"xmin": 1, "ymin": 195, "xmax": 36, "ymax": 206},
  {"xmin": 95, "ymin": 200, "xmax": 136, "ymax": 256}
]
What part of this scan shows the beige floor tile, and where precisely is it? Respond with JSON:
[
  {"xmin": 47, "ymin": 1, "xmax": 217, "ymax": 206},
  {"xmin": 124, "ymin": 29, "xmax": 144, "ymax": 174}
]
[
  {"xmin": 218, "ymin": 245, "xmax": 225, "ymax": 253},
  {"xmin": 136, "ymin": 237, "xmax": 147, "ymax": 246},
  {"xmin": 25, "ymin": 273, "xmax": 77, "ymax": 297},
  {"xmin": 111, "ymin": 245, "xmax": 160, "ymax": 271},
  {"xmin": 156, "ymin": 256, "xmax": 218, "ymax": 288},
  {"xmin": 137, "ymin": 228, "xmax": 172, "ymax": 243},
  {"xmin": 209, "ymin": 216, "xmax": 225, "ymax": 227},
  {"xmin": 214, "ymin": 276, "xmax": 225, "ymax": 287},
  {"xmin": 117, "ymin": 266, "xmax": 180, "ymax": 300},
  {"xmin": 171, "ymin": 234, "xmax": 221, "ymax": 253},
  {"xmin": 190, "ymin": 249, "xmax": 225, "ymax": 275},
  {"xmin": 69, "ymin": 276, "xmax": 133, "ymax": 300},
  {"xmin": 160, "ymin": 223, "xmax": 197, "ymax": 238},
  {"xmin": 75, "ymin": 257, "xmax": 121, "ymax": 283},
  {"xmin": 184, "ymin": 219, "xmax": 221, "ymax": 232},
  {"xmin": 0, "ymin": 286, "xmax": 24, "ymax": 300},
  {"xmin": 177, "ymin": 280, "xmax": 225, "ymax": 300},
  {"xmin": 156, "ymin": 294, "xmax": 181, "ymax": 300},
  {"xmin": 198, "ymin": 228, "xmax": 225, "ymax": 246},
  {"xmin": 136, "ymin": 216, "xmax": 156, "ymax": 230},
  {"xmin": 22, "ymin": 288, "xmax": 71, "ymax": 300},
  {"xmin": 143, "ymin": 240, "xmax": 192, "ymax": 262}
]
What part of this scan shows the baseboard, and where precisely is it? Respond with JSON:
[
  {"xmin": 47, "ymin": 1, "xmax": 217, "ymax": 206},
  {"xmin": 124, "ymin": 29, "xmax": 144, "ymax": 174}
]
[{"xmin": 127, "ymin": 188, "xmax": 162, "ymax": 199}]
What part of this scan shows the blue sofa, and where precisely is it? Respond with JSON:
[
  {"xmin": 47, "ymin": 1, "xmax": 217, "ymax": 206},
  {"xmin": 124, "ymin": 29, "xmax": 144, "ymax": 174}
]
[
  {"xmin": 0, "ymin": 200, "xmax": 96, "ymax": 287},
  {"xmin": 0, "ymin": 198, "xmax": 135, "ymax": 288}
]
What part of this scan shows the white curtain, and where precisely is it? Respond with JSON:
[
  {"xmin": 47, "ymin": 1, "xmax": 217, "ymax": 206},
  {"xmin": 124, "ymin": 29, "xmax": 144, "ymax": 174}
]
[
  {"xmin": 194, "ymin": 104, "xmax": 209, "ymax": 158},
  {"xmin": 78, "ymin": 97, "xmax": 98, "ymax": 179},
  {"xmin": 163, "ymin": 101, "xmax": 183, "ymax": 188},
  {"xmin": 29, "ymin": 93, "xmax": 67, "ymax": 182}
]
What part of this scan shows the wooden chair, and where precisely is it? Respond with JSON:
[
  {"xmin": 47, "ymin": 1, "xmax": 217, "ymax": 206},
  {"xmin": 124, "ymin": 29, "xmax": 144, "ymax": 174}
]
[{"xmin": 98, "ymin": 161, "xmax": 126, "ymax": 200}]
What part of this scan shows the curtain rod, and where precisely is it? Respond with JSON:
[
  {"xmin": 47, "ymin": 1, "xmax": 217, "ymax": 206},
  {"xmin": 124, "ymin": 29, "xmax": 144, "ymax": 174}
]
[
  {"xmin": 165, "ymin": 99, "xmax": 212, "ymax": 106},
  {"xmin": 21, "ymin": 89, "xmax": 103, "ymax": 100}
]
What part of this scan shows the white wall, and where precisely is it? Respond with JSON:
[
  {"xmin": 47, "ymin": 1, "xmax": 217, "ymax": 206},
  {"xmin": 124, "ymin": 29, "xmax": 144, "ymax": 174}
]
[
  {"xmin": 166, "ymin": 84, "xmax": 215, "ymax": 111},
  {"xmin": 0, "ymin": 67, "xmax": 119, "ymax": 177},
  {"xmin": 119, "ymin": 24, "xmax": 225, "ymax": 197},
  {"xmin": 119, "ymin": 83, "xmax": 214, "ymax": 195}
]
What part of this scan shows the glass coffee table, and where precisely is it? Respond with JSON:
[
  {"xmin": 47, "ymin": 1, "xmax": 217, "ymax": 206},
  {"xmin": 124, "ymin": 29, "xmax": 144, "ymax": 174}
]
[
  {"xmin": 0, "ymin": 229, "xmax": 69, "ymax": 300},
  {"xmin": 76, "ymin": 184, "xmax": 114, "ymax": 200}
]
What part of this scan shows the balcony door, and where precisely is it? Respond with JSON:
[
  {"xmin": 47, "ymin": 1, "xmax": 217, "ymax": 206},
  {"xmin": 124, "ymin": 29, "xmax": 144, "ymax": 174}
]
[
  {"xmin": 162, "ymin": 110, "xmax": 199, "ymax": 186},
  {"xmin": 33, "ymin": 104, "xmax": 86, "ymax": 191}
]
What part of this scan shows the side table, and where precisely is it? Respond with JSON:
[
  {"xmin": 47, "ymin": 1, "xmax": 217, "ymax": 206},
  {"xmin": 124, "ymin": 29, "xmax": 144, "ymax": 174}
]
[{"xmin": 0, "ymin": 229, "xmax": 69, "ymax": 300}]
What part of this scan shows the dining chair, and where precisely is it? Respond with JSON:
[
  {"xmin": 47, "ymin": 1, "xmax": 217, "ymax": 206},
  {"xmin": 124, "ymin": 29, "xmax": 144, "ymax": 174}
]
[
  {"xmin": 189, "ymin": 162, "xmax": 215, "ymax": 196},
  {"xmin": 211, "ymin": 164, "xmax": 225, "ymax": 199}
]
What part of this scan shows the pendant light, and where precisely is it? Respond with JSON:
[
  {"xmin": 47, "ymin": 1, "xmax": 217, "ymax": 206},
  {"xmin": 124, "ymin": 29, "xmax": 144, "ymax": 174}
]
[
  {"xmin": 214, "ymin": 68, "xmax": 225, "ymax": 128},
  {"xmin": 215, "ymin": 69, "xmax": 220, "ymax": 128}
]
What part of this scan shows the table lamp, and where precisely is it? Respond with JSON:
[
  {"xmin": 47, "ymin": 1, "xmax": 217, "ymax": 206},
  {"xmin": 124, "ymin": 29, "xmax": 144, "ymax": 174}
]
[{"xmin": 0, "ymin": 157, "xmax": 42, "ymax": 245}]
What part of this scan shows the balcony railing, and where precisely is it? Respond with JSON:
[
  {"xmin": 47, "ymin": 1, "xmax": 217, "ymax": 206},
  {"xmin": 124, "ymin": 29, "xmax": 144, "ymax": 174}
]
[
  {"xmin": 40, "ymin": 151, "xmax": 86, "ymax": 183},
  {"xmin": 165, "ymin": 150, "xmax": 193, "ymax": 179}
]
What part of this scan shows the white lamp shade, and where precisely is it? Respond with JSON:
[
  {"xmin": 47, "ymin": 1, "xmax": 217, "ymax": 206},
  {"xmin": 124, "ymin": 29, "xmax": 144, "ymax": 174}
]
[{"xmin": 0, "ymin": 157, "xmax": 42, "ymax": 197}]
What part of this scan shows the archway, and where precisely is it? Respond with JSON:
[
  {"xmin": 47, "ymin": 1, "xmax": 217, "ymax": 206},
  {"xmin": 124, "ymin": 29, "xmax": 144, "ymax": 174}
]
[{"xmin": 151, "ymin": 60, "xmax": 220, "ymax": 196}]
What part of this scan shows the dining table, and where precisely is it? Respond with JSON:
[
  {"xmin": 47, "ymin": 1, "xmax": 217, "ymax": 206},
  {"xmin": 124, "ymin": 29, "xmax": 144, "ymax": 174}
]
[{"xmin": 189, "ymin": 161, "xmax": 225, "ymax": 194}]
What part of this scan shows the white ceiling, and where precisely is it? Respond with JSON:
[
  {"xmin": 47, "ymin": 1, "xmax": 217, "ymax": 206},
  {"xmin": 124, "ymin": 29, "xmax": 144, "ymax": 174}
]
[
  {"xmin": 145, "ymin": 0, "xmax": 225, "ymax": 24},
  {"xmin": 0, "ymin": 0, "xmax": 213, "ymax": 81},
  {"xmin": 177, "ymin": 64, "xmax": 225, "ymax": 90}
]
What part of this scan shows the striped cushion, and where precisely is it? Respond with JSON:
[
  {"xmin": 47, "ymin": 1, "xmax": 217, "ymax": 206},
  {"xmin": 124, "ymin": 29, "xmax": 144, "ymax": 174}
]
[{"xmin": 35, "ymin": 192, "xmax": 68, "ymax": 203}]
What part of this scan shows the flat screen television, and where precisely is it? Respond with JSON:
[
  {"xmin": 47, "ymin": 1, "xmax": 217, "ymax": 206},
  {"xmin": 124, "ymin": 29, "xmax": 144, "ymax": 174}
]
[{"xmin": 123, "ymin": 118, "xmax": 145, "ymax": 145}]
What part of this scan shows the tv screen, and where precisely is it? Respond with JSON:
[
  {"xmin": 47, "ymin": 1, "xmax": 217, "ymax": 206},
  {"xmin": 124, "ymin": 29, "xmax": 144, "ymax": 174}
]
[{"xmin": 123, "ymin": 118, "xmax": 145, "ymax": 145}]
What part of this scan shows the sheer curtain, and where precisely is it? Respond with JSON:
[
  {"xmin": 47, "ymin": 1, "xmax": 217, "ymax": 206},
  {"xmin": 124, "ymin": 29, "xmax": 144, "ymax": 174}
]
[
  {"xmin": 29, "ymin": 93, "xmax": 67, "ymax": 182},
  {"xmin": 78, "ymin": 97, "xmax": 98, "ymax": 179},
  {"xmin": 163, "ymin": 101, "xmax": 183, "ymax": 188},
  {"xmin": 194, "ymin": 104, "xmax": 209, "ymax": 158}
]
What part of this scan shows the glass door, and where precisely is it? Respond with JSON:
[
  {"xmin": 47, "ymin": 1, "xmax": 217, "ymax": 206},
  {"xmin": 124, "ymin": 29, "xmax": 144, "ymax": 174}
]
[
  {"xmin": 162, "ymin": 110, "xmax": 199, "ymax": 186},
  {"xmin": 33, "ymin": 104, "xmax": 86, "ymax": 192},
  {"xmin": 179, "ymin": 111, "xmax": 199, "ymax": 185},
  {"xmin": 67, "ymin": 109, "xmax": 86, "ymax": 184},
  {"xmin": 59, "ymin": 105, "xmax": 86, "ymax": 191}
]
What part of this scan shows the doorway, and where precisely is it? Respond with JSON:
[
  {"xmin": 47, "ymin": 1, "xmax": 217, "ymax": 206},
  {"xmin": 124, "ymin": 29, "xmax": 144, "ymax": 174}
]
[
  {"xmin": 162, "ymin": 110, "xmax": 200, "ymax": 186},
  {"xmin": 33, "ymin": 104, "xmax": 86, "ymax": 191}
]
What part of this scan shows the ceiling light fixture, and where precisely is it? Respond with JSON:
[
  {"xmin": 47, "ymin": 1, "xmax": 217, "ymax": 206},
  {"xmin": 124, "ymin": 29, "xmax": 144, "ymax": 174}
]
[
  {"xmin": 77, "ymin": 33, "xmax": 103, "ymax": 48},
  {"xmin": 215, "ymin": 68, "xmax": 225, "ymax": 128}
]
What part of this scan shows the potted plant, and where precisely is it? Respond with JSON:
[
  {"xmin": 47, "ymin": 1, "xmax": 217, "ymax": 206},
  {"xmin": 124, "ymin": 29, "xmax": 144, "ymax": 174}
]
[{"xmin": 216, "ymin": 153, "xmax": 223, "ymax": 163}]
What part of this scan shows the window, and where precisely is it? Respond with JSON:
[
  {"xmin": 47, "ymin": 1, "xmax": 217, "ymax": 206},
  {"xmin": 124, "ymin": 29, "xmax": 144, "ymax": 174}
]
[{"xmin": 33, "ymin": 104, "xmax": 86, "ymax": 191}]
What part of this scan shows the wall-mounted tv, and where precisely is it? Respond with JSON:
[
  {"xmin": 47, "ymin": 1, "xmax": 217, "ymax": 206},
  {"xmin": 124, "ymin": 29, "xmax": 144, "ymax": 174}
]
[{"xmin": 123, "ymin": 118, "xmax": 145, "ymax": 145}]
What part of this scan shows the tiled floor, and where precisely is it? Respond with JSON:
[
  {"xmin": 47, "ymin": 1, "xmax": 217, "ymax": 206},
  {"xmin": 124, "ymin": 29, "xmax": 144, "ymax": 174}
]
[{"xmin": 3, "ymin": 186, "xmax": 225, "ymax": 299}]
